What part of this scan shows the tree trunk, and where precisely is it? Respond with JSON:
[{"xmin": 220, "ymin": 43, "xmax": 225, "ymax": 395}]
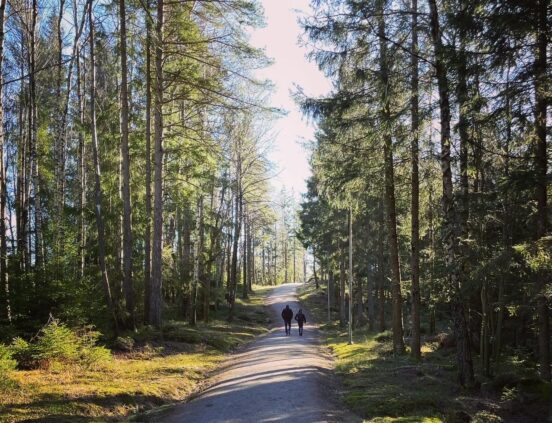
[
  {"xmin": 144, "ymin": 0, "xmax": 152, "ymax": 323},
  {"xmin": 428, "ymin": 0, "xmax": 475, "ymax": 387},
  {"xmin": 29, "ymin": 0, "xmax": 44, "ymax": 272},
  {"xmin": 378, "ymin": 194, "xmax": 386, "ymax": 332},
  {"xmin": 149, "ymin": 0, "xmax": 164, "ymax": 327},
  {"xmin": 377, "ymin": 0, "xmax": 404, "ymax": 355},
  {"xmin": 119, "ymin": 0, "xmax": 134, "ymax": 328},
  {"xmin": 242, "ymin": 207, "xmax": 248, "ymax": 299},
  {"xmin": 410, "ymin": 0, "xmax": 421, "ymax": 360},
  {"xmin": 89, "ymin": 5, "xmax": 118, "ymax": 332},
  {"xmin": 339, "ymin": 254, "xmax": 346, "ymax": 327},
  {"xmin": 74, "ymin": 0, "xmax": 87, "ymax": 279},
  {"xmin": 313, "ymin": 247, "xmax": 318, "ymax": 288},
  {"xmin": 0, "ymin": 0, "xmax": 8, "ymax": 323},
  {"xmin": 191, "ymin": 196, "xmax": 204, "ymax": 326},
  {"xmin": 534, "ymin": 0, "xmax": 550, "ymax": 381},
  {"xmin": 228, "ymin": 181, "xmax": 242, "ymax": 321}
]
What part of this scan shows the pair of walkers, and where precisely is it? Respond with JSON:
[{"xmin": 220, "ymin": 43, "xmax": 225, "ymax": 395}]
[{"xmin": 281, "ymin": 305, "xmax": 307, "ymax": 336}]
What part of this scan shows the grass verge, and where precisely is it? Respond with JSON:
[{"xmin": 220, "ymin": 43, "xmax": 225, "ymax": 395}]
[
  {"xmin": 0, "ymin": 286, "xmax": 272, "ymax": 423},
  {"xmin": 298, "ymin": 282, "xmax": 551, "ymax": 423}
]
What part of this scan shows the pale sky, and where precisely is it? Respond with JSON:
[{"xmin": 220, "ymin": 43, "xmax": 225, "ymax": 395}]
[{"xmin": 248, "ymin": 0, "xmax": 332, "ymax": 199}]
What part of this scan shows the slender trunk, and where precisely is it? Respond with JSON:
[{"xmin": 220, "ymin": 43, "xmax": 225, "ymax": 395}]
[
  {"xmin": 228, "ymin": 182, "xmax": 241, "ymax": 321},
  {"xmin": 143, "ymin": 0, "xmax": 152, "ymax": 323},
  {"xmin": 313, "ymin": 247, "xmax": 318, "ymax": 288},
  {"xmin": 242, "ymin": 207, "xmax": 248, "ymax": 299},
  {"xmin": 247, "ymin": 218, "xmax": 253, "ymax": 291},
  {"xmin": 191, "ymin": 196, "xmax": 204, "ymax": 325},
  {"xmin": 378, "ymin": 194, "xmax": 386, "ymax": 332},
  {"xmin": 29, "ymin": 0, "xmax": 43, "ymax": 271},
  {"xmin": 74, "ymin": 0, "xmax": 86, "ymax": 279},
  {"xmin": 481, "ymin": 278, "xmax": 491, "ymax": 376},
  {"xmin": 339, "ymin": 254, "xmax": 346, "ymax": 327},
  {"xmin": 149, "ymin": 0, "xmax": 164, "ymax": 327},
  {"xmin": 428, "ymin": 0, "xmax": 474, "ymax": 386},
  {"xmin": 410, "ymin": 0, "xmax": 420, "ymax": 360},
  {"xmin": 327, "ymin": 270, "xmax": 332, "ymax": 322},
  {"xmin": 89, "ymin": 5, "xmax": 118, "ymax": 332},
  {"xmin": 534, "ymin": 0, "xmax": 550, "ymax": 381},
  {"xmin": 348, "ymin": 207, "xmax": 353, "ymax": 344},
  {"xmin": 119, "ymin": 0, "xmax": 134, "ymax": 327},
  {"xmin": 0, "ymin": 0, "xmax": 8, "ymax": 322},
  {"xmin": 495, "ymin": 64, "xmax": 512, "ymax": 362},
  {"xmin": 378, "ymin": 0, "xmax": 404, "ymax": 354}
]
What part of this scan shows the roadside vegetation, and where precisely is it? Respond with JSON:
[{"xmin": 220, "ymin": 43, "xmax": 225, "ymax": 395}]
[
  {"xmin": 0, "ymin": 287, "xmax": 271, "ymax": 423},
  {"xmin": 299, "ymin": 283, "xmax": 552, "ymax": 423}
]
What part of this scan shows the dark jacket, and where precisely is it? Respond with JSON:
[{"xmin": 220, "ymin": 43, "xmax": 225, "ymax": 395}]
[
  {"xmin": 295, "ymin": 312, "xmax": 307, "ymax": 326},
  {"xmin": 281, "ymin": 307, "xmax": 293, "ymax": 321}
]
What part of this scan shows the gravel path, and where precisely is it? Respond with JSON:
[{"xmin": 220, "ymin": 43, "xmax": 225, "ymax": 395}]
[{"xmin": 160, "ymin": 283, "xmax": 359, "ymax": 423}]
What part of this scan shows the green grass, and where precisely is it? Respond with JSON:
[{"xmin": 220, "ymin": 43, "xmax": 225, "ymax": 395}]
[
  {"xmin": 0, "ymin": 286, "xmax": 272, "ymax": 423},
  {"xmin": 297, "ymin": 282, "xmax": 549, "ymax": 423}
]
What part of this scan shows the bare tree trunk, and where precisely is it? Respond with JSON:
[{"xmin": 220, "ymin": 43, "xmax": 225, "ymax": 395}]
[
  {"xmin": 119, "ymin": 0, "xmax": 135, "ymax": 328},
  {"xmin": 149, "ymin": 0, "xmax": 164, "ymax": 327},
  {"xmin": 377, "ymin": 0, "xmax": 404, "ymax": 354},
  {"xmin": 89, "ymin": 5, "xmax": 118, "ymax": 332},
  {"xmin": 534, "ymin": 0, "xmax": 550, "ymax": 381},
  {"xmin": 191, "ymin": 196, "xmax": 204, "ymax": 325},
  {"xmin": 339, "ymin": 253, "xmax": 346, "ymax": 327},
  {"xmin": 17, "ymin": 47, "xmax": 28, "ymax": 271},
  {"xmin": 144, "ymin": 0, "xmax": 152, "ymax": 322},
  {"xmin": 74, "ymin": 0, "xmax": 86, "ymax": 279},
  {"xmin": 29, "ymin": 0, "xmax": 44, "ymax": 272},
  {"xmin": 228, "ymin": 181, "xmax": 242, "ymax": 321},
  {"xmin": 409, "ymin": 0, "xmax": 421, "ymax": 360},
  {"xmin": 247, "ymin": 217, "xmax": 253, "ymax": 291},
  {"xmin": 312, "ymin": 247, "xmax": 318, "ymax": 288},
  {"xmin": 428, "ymin": 0, "xmax": 475, "ymax": 386},
  {"xmin": 378, "ymin": 194, "xmax": 386, "ymax": 332},
  {"xmin": 0, "ymin": 0, "xmax": 8, "ymax": 323}
]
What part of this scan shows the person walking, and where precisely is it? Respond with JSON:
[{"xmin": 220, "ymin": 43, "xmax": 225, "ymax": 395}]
[
  {"xmin": 295, "ymin": 309, "xmax": 307, "ymax": 336},
  {"xmin": 281, "ymin": 305, "xmax": 293, "ymax": 335}
]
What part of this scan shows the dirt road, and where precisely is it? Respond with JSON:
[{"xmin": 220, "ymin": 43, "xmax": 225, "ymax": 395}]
[{"xmin": 160, "ymin": 283, "xmax": 359, "ymax": 423}]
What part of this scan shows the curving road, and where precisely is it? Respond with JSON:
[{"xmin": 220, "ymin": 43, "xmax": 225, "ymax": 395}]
[{"xmin": 160, "ymin": 283, "xmax": 359, "ymax": 423}]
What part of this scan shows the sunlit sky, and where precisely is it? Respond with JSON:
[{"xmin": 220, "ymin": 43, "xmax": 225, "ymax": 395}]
[{"xmin": 248, "ymin": 0, "xmax": 332, "ymax": 200}]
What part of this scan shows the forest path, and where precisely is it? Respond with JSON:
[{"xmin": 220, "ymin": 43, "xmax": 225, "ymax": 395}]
[{"xmin": 160, "ymin": 283, "xmax": 359, "ymax": 423}]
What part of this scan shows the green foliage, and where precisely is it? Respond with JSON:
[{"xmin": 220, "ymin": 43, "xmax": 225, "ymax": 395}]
[
  {"xmin": 0, "ymin": 344, "xmax": 16, "ymax": 373},
  {"xmin": 9, "ymin": 319, "xmax": 111, "ymax": 369}
]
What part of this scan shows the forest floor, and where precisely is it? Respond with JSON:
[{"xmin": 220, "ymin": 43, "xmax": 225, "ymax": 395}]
[
  {"xmin": 154, "ymin": 283, "xmax": 359, "ymax": 423},
  {"xmin": 298, "ymin": 282, "xmax": 552, "ymax": 423},
  {"xmin": 0, "ymin": 288, "xmax": 271, "ymax": 423}
]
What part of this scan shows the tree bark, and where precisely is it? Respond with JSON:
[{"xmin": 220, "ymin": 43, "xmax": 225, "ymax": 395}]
[
  {"xmin": 191, "ymin": 196, "xmax": 204, "ymax": 325},
  {"xmin": 29, "ymin": 0, "xmax": 44, "ymax": 272},
  {"xmin": 428, "ymin": 0, "xmax": 475, "ymax": 386},
  {"xmin": 534, "ymin": 0, "xmax": 550, "ymax": 381},
  {"xmin": 377, "ymin": 0, "xmax": 404, "ymax": 355},
  {"xmin": 149, "ymin": 0, "xmax": 164, "ymax": 327},
  {"xmin": 89, "ymin": 5, "xmax": 118, "ymax": 332},
  {"xmin": 410, "ymin": 0, "xmax": 420, "ymax": 360},
  {"xmin": 0, "ymin": 0, "xmax": 8, "ymax": 323},
  {"xmin": 119, "ymin": 0, "xmax": 135, "ymax": 328},
  {"xmin": 144, "ymin": 0, "xmax": 153, "ymax": 323}
]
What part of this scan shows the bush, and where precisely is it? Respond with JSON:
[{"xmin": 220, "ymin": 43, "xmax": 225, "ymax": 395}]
[
  {"xmin": 114, "ymin": 336, "xmax": 135, "ymax": 352},
  {"xmin": 10, "ymin": 319, "xmax": 111, "ymax": 369},
  {"xmin": 34, "ymin": 319, "xmax": 80, "ymax": 364},
  {"xmin": 0, "ymin": 344, "xmax": 16, "ymax": 373},
  {"xmin": 10, "ymin": 337, "xmax": 34, "ymax": 369}
]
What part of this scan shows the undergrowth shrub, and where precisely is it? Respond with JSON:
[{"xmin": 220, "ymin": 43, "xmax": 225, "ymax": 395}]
[
  {"xmin": 10, "ymin": 318, "xmax": 111, "ymax": 369},
  {"xmin": 0, "ymin": 344, "xmax": 16, "ymax": 372},
  {"xmin": 0, "ymin": 344, "xmax": 17, "ymax": 390}
]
